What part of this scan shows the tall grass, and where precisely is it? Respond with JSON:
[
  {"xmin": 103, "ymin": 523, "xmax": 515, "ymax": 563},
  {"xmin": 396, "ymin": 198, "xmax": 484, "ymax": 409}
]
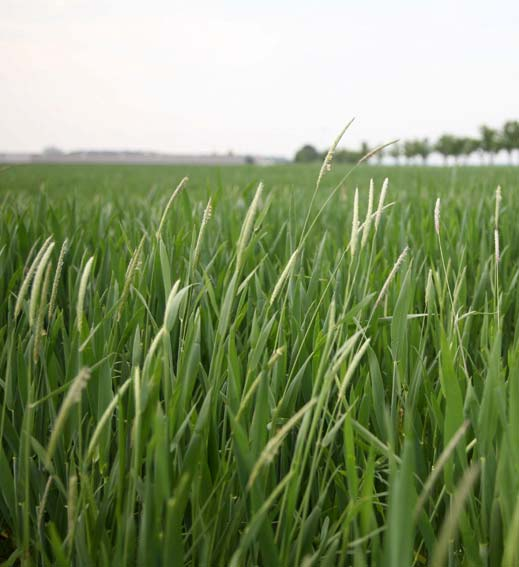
[{"xmin": 0, "ymin": 156, "xmax": 518, "ymax": 566}]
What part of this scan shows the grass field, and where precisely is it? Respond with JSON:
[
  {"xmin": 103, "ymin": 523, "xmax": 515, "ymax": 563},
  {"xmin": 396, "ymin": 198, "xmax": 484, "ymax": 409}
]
[{"xmin": 1, "ymin": 162, "xmax": 519, "ymax": 566}]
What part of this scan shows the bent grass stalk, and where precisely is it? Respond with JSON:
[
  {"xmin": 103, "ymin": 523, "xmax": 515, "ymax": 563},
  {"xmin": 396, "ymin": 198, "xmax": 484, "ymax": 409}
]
[
  {"xmin": 434, "ymin": 198, "xmax": 470, "ymax": 379},
  {"xmin": 316, "ymin": 118, "xmax": 356, "ymax": 190},
  {"xmin": 86, "ymin": 376, "xmax": 133, "ymax": 461},
  {"xmin": 247, "ymin": 398, "xmax": 317, "ymax": 489},
  {"xmin": 414, "ymin": 419, "xmax": 470, "ymax": 520},
  {"xmin": 156, "ymin": 176, "xmax": 189, "ymax": 240},
  {"xmin": 430, "ymin": 463, "xmax": 480, "ymax": 567},
  {"xmin": 236, "ymin": 181, "xmax": 263, "ymax": 271},
  {"xmin": 300, "ymin": 119, "xmax": 355, "ymax": 243},
  {"xmin": 270, "ymin": 248, "xmax": 299, "ymax": 305},
  {"xmin": 372, "ymin": 245, "xmax": 409, "ymax": 313},
  {"xmin": 357, "ymin": 139, "xmax": 399, "ymax": 165},
  {"xmin": 46, "ymin": 368, "xmax": 91, "ymax": 466}
]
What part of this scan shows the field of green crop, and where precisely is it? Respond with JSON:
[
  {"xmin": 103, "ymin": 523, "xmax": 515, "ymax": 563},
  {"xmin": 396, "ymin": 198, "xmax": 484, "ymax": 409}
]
[{"xmin": 1, "ymin": 162, "xmax": 519, "ymax": 566}]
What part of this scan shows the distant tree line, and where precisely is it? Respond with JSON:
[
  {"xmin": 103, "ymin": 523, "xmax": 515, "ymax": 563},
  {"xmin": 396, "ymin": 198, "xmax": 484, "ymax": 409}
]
[{"xmin": 294, "ymin": 121, "xmax": 519, "ymax": 165}]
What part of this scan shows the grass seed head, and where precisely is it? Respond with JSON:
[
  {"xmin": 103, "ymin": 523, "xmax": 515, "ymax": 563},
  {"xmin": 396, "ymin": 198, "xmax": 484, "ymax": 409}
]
[
  {"xmin": 495, "ymin": 185, "xmax": 502, "ymax": 229},
  {"xmin": 317, "ymin": 118, "xmax": 355, "ymax": 188},
  {"xmin": 77, "ymin": 256, "xmax": 94, "ymax": 335},
  {"xmin": 374, "ymin": 245, "xmax": 409, "ymax": 310},
  {"xmin": 425, "ymin": 268, "xmax": 435, "ymax": 312},
  {"xmin": 268, "ymin": 346, "xmax": 286, "ymax": 368},
  {"xmin": 247, "ymin": 398, "xmax": 316, "ymax": 489},
  {"xmin": 434, "ymin": 197, "xmax": 441, "ymax": 235},
  {"xmin": 202, "ymin": 197, "xmax": 213, "ymax": 225},
  {"xmin": 236, "ymin": 182, "xmax": 263, "ymax": 271},
  {"xmin": 375, "ymin": 178, "xmax": 388, "ymax": 231},
  {"xmin": 29, "ymin": 241, "xmax": 55, "ymax": 327},
  {"xmin": 33, "ymin": 261, "xmax": 52, "ymax": 363},
  {"xmin": 15, "ymin": 236, "xmax": 53, "ymax": 319},
  {"xmin": 117, "ymin": 236, "xmax": 145, "ymax": 321},
  {"xmin": 350, "ymin": 187, "xmax": 359, "ymax": 258},
  {"xmin": 361, "ymin": 178, "xmax": 374, "ymax": 248},
  {"xmin": 192, "ymin": 197, "xmax": 213, "ymax": 274},
  {"xmin": 48, "ymin": 238, "xmax": 69, "ymax": 320},
  {"xmin": 270, "ymin": 248, "xmax": 299, "ymax": 305}
]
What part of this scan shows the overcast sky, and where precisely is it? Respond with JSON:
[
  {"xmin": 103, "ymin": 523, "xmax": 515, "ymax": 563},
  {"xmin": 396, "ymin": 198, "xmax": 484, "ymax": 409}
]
[{"xmin": 1, "ymin": 0, "xmax": 518, "ymax": 157}]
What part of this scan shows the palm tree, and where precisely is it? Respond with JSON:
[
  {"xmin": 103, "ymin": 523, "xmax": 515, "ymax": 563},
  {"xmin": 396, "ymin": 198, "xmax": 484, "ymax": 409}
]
[
  {"xmin": 479, "ymin": 126, "xmax": 499, "ymax": 165},
  {"xmin": 502, "ymin": 121, "xmax": 519, "ymax": 165}
]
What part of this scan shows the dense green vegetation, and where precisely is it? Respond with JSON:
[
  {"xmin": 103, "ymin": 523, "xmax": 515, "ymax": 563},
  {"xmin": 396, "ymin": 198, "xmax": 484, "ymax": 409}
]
[
  {"xmin": 294, "ymin": 120, "xmax": 519, "ymax": 165},
  {"xmin": 1, "ymin": 162, "xmax": 519, "ymax": 566}
]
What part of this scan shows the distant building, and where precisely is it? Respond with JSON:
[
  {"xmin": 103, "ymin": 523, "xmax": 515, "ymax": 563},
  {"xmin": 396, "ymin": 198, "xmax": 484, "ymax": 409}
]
[{"xmin": 0, "ymin": 150, "xmax": 288, "ymax": 166}]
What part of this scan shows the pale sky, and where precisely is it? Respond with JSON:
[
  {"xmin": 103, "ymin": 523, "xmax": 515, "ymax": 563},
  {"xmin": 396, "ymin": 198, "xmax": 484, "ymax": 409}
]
[{"xmin": 1, "ymin": 0, "xmax": 518, "ymax": 157}]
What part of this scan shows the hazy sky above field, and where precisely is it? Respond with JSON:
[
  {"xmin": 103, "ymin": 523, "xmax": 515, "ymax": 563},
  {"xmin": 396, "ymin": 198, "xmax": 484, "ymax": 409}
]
[{"xmin": 1, "ymin": 0, "xmax": 518, "ymax": 157}]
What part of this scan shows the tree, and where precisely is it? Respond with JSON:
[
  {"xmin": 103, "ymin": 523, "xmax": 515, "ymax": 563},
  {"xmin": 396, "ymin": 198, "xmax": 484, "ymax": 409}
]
[
  {"xmin": 404, "ymin": 140, "xmax": 419, "ymax": 165},
  {"xmin": 42, "ymin": 146, "xmax": 63, "ymax": 156},
  {"xmin": 376, "ymin": 144, "xmax": 385, "ymax": 165},
  {"xmin": 461, "ymin": 138, "xmax": 480, "ymax": 164},
  {"xmin": 360, "ymin": 141, "xmax": 370, "ymax": 160},
  {"xmin": 389, "ymin": 143, "xmax": 401, "ymax": 165},
  {"xmin": 450, "ymin": 136, "xmax": 466, "ymax": 164},
  {"xmin": 435, "ymin": 135, "xmax": 455, "ymax": 165},
  {"xmin": 334, "ymin": 149, "xmax": 361, "ymax": 164},
  {"xmin": 479, "ymin": 126, "xmax": 499, "ymax": 164},
  {"xmin": 502, "ymin": 121, "xmax": 519, "ymax": 164},
  {"xmin": 294, "ymin": 145, "xmax": 319, "ymax": 163},
  {"xmin": 415, "ymin": 139, "xmax": 431, "ymax": 164}
]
